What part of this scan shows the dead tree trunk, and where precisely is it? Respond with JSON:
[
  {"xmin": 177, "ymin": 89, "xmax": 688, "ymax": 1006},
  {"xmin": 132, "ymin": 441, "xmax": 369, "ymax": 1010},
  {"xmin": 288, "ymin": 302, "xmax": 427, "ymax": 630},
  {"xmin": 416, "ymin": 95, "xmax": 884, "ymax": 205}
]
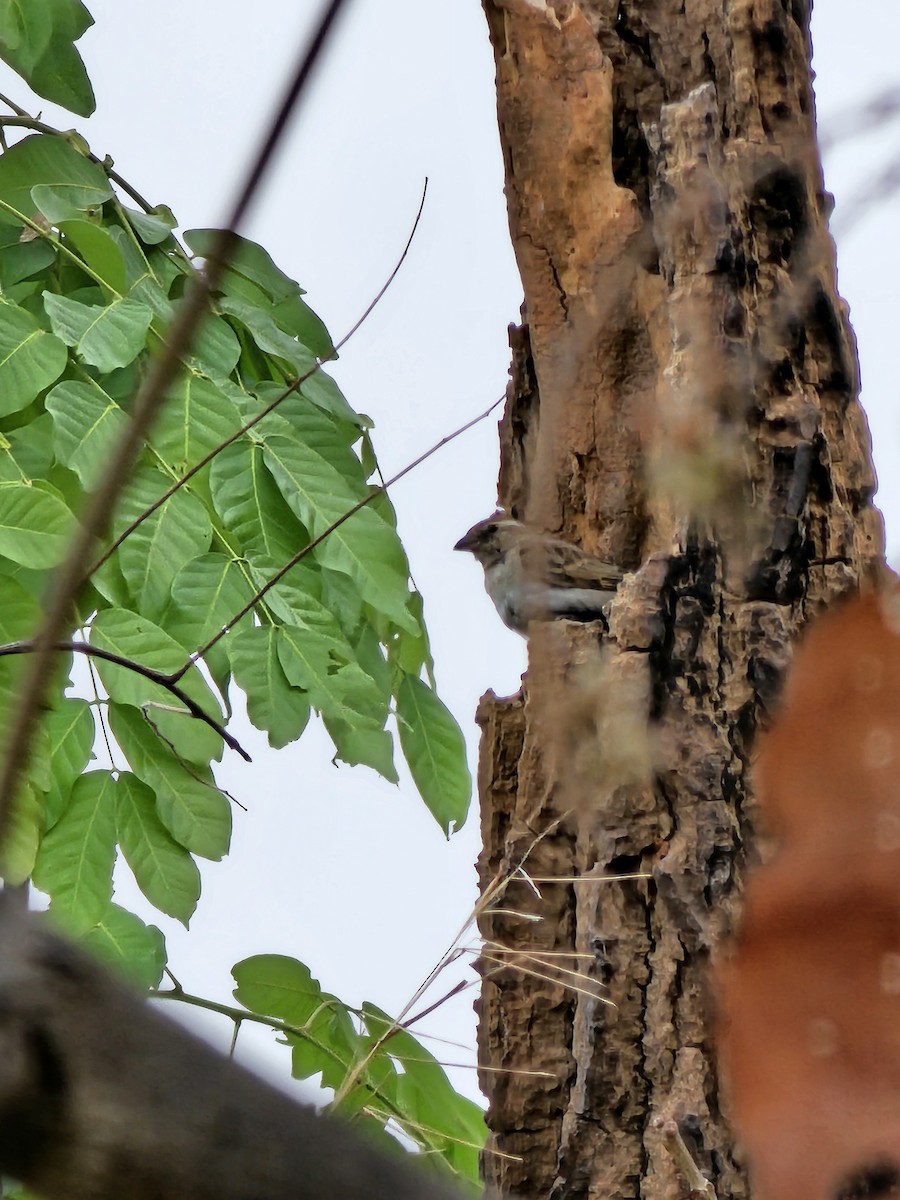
[{"xmin": 475, "ymin": 3, "xmax": 884, "ymax": 1199}]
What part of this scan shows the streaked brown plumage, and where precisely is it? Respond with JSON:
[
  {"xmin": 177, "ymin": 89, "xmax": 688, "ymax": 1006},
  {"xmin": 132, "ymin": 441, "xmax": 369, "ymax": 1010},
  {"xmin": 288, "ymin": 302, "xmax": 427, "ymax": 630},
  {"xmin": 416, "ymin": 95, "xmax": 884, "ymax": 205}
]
[{"xmin": 454, "ymin": 513, "xmax": 624, "ymax": 633}]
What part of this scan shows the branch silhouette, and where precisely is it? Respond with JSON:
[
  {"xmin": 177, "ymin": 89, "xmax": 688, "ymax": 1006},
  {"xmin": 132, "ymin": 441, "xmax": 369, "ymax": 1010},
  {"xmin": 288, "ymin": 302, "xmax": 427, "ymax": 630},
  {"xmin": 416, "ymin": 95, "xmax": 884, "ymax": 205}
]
[
  {"xmin": 89, "ymin": 177, "xmax": 429, "ymax": 577},
  {"xmin": 0, "ymin": 640, "xmax": 250, "ymax": 761}
]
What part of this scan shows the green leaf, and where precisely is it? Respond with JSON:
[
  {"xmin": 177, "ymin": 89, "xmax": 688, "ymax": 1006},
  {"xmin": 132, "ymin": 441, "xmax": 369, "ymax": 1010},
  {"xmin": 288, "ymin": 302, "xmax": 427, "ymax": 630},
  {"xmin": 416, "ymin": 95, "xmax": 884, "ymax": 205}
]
[
  {"xmin": 391, "ymin": 591, "xmax": 436, "ymax": 681},
  {"xmin": 229, "ymin": 626, "xmax": 310, "ymax": 749},
  {"xmin": 151, "ymin": 373, "xmax": 241, "ymax": 472},
  {"xmin": 209, "ymin": 437, "xmax": 311, "ymax": 565},
  {"xmin": 218, "ymin": 294, "xmax": 313, "ymax": 373},
  {"xmin": 261, "ymin": 434, "xmax": 416, "ymax": 631},
  {"xmin": 0, "ymin": 296, "xmax": 67, "ymax": 416},
  {"xmin": 0, "ymin": 0, "xmax": 95, "ymax": 115},
  {"xmin": 253, "ymin": 379, "xmax": 365, "ymax": 440},
  {"xmin": 123, "ymin": 205, "xmax": 177, "ymax": 246},
  {"xmin": 116, "ymin": 771, "xmax": 200, "ymax": 926},
  {"xmin": 114, "ymin": 467, "xmax": 212, "ymax": 620},
  {"xmin": 233, "ymin": 954, "xmax": 363, "ymax": 1089},
  {"xmin": 322, "ymin": 716, "xmax": 398, "ymax": 781},
  {"xmin": 0, "ymin": 219, "xmax": 56, "ymax": 287},
  {"xmin": 106, "ymin": 226, "xmax": 173, "ymax": 316},
  {"xmin": 244, "ymin": 559, "xmax": 324, "ymax": 628},
  {"xmin": 395, "ymin": 675, "xmax": 471, "ymax": 835},
  {"xmin": 0, "ymin": 573, "xmax": 39, "ymax": 639},
  {"xmin": 162, "ymin": 551, "xmax": 253, "ymax": 711},
  {"xmin": 185, "ymin": 229, "xmax": 302, "ymax": 304},
  {"xmin": 273, "ymin": 294, "xmax": 335, "ymax": 359},
  {"xmin": 32, "ymin": 770, "xmax": 118, "ymax": 931},
  {"xmin": 46, "ymin": 379, "xmax": 130, "ymax": 488},
  {"xmin": 0, "ymin": 480, "xmax": 76, "ymax": 567},
  {"xmin": 186, "ymin": 312, "xmax": 241, "ymax": 381},
  {"xmin": 165, "ymin": 553, "xmax": 255, "ymax": 649},
  {"xmin": 0, "ymin": 135, "xmax": 109, "ymax": 226},
  {"xmin": 361, "ymin": 1003, "xmax": 487, "ymax": 1184},
  {"xmin": 59, "ymin": 218, "xmax": 127, "ymax": 292},
  {"xmin": 5, "ymin": 413, "xmax": 54, "ymax": 482},
  {"xmin": 43, "ymin": 291, "xmax": 153, "ymax": 372},
  {"xmin": 291, "ymin": 1004, "xmax": 362, "ymax": 1090},
  {"xmin": 90, "ymin": 607, "xmax": 224, "ymax": 766},
  {"xmin": 276, "ymin": 626, "xmax": 387, "ymax": 732},
  {"xmin": 43, "ymin": 697, "xmax": 95, "ymax": 827},
  {"xmin": 81, "ymin": 903, "xmax": 167, "ymax": 989},
  {"xmin": 109, "ymin": 702, "xmax": 231, "ymax": 861},
  {"xmin": 233, "ymin": 954, "xmax": 323, "ymax": 1022}
]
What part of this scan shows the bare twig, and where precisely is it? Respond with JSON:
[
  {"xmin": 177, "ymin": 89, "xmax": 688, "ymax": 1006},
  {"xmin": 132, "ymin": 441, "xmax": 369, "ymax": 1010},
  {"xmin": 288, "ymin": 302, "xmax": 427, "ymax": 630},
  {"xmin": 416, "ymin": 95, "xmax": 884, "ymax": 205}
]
[
  {"xmin": 89, "ymin": 176, "xmax": 429, "ymax": 577},
  {"xmin": 169, "ymin": 393, "xmax": 505, "ymax": 680},
  {"xmin": 654, "ymin": 1116, "xmax": 718, "ymax": 1200},
  {"xmin": 0, "ymin": 640, "xmax": 250, "ymax": 761}
]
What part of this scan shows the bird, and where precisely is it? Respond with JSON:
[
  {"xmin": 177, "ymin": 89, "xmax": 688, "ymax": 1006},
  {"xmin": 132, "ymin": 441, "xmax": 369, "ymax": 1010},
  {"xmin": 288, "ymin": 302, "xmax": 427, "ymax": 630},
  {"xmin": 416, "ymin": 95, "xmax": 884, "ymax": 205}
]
[{"xmin": 454, "ymin": 512, "xmax": 625, "ymax": 634}]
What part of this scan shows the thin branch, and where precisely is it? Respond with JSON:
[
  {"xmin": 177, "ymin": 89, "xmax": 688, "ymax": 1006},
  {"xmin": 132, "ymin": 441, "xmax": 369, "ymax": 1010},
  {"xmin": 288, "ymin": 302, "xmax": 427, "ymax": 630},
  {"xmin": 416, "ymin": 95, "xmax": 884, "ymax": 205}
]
[
  {"xmin": 0, "ymin": 0, "xmax": 352, "ymax": 850},
  {"xmin": 0, "ymin": 111, "xmax": 157, "ymax": 212},
  {"xmin": 328, "ymin": 814, "xmax": 570, "ymax": 1113},
  {"xmin": 169, "ymin": 393, "xmax": 505, "ymax": 680},
  {"xmin": 153, "ymin": 984, "xmax": 321, "ymax": 1041},
  {"xmin": 399, "ymin": 981, "xmax": 470, "ymax": 1032},
  {"xmin": 0, "ymin": 91, "xmax": 27, "ymax": 116},
  {"xmin": 478, "ymin": 949, "xmax": 615, "ymax": 1005},
  {"xmin": 224, "ymin": 0, "xmax": 350, "ymax": 233},
  {"xmin": 89, "ymin": 176, "xmax": 428, "ymax": 577},
  {"xmin": 654, "ymin": 1116, "xmax": 718, "ymax": 1200},
  {"xmin": 517, "ymin": 872, "xmax": 653, "ymax": 884},
  {"xmin": 0, "ymin": 640, "xmax": 250, "ymax": 762}
]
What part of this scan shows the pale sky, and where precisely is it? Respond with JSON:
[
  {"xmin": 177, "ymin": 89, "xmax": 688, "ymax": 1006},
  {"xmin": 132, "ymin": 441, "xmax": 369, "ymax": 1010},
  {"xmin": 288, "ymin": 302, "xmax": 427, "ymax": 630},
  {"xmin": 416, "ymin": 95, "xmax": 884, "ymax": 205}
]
[{"xmin": 2, "ymin": 0, "xmax": 898, "ymax": 1109}]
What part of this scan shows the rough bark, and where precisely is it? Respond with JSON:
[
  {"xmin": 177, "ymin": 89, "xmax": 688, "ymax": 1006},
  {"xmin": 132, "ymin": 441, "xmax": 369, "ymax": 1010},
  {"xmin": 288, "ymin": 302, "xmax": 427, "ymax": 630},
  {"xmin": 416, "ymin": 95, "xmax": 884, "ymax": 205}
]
[
  {"xmin": 475, "ymin": 3, "xmax": 884, "ymax": 1199},
  {"xmin": 0, "ymin": 898, "xmax": 468, "ymax": 1200}
]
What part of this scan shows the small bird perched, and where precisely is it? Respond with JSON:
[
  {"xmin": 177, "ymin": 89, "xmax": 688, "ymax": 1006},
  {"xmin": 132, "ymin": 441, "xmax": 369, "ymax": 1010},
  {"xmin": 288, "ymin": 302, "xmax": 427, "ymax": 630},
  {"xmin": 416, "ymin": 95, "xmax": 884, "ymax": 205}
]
[{"xmin": 454, "ymin": 512, "xmax": 624, "ymax": 634}]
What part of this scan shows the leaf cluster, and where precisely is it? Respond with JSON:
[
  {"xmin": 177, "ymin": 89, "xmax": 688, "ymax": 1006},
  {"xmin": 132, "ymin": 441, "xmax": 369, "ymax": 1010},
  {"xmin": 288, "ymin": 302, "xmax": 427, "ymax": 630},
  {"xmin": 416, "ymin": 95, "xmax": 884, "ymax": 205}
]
[
  {"xmin": 233, "ymin": 954, "xmax": 487, "ymax": 1191},
  {"xmin": 0, "ymin": 4, "xmax": 479, "ymax": 1183},
  {"xmin": 0, "ymin": 128, "xmax": 470, "ymax": 954}
]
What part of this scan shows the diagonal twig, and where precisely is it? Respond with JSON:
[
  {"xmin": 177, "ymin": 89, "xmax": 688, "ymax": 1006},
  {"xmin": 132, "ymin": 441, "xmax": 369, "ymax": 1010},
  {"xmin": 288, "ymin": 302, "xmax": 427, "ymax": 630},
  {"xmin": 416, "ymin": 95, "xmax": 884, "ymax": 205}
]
[
  {"xmin": 0, "ymin": 640, "xmax": 250, "ymax": 761},
  {"xmin": 168, "ymin": 393, "xmax": 506, "ymax": 681},
  {"xmin": 89, "ymin": 177, "xmax": 429, "ymax": 578},
  {"xmin": 0, "ymin": 0, "xmax": 353, "ymax": 850}
]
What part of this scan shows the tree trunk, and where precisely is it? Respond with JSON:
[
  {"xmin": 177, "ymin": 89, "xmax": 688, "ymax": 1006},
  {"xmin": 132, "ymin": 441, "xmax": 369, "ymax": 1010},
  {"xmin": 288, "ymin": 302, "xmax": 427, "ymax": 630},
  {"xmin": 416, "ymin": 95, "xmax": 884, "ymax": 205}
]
[{"xmin": 475, "ymin": 3, "xmax": 884, "ymax": 1199}]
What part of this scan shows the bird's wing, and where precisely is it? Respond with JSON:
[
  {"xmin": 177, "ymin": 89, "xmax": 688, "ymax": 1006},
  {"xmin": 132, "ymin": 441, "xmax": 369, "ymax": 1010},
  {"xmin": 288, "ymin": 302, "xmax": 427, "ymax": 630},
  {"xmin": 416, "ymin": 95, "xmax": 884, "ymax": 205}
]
[{"xmin": 520, "ymin": 533, "xmax": 624, "ymax": 590}]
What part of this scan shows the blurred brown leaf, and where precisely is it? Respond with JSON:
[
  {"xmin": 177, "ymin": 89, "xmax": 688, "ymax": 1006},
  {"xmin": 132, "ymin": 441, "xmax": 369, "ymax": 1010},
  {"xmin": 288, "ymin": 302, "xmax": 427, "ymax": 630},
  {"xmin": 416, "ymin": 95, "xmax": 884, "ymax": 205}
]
[{"xmin": 718, "ymin": 590, "xmax": 900, "ymax": 1200}]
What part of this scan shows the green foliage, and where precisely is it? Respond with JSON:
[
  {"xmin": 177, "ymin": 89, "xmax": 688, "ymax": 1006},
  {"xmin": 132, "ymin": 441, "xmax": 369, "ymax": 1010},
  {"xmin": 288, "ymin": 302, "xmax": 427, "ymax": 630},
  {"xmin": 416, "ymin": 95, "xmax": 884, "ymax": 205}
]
[
  {"xmin": 0, "ymin": 129, "xmax": 471, "ymax": 904},
  {"xmin": 0, "ymin": 20, "xmax": 480, "ymax": 1187},
  {"xmin": 233, "ymin": 955, "xmax": 486, "ymax": 1191},
  {"xmin": 0, "ymin": 0, "xmax": 95, "ymax": 116}
]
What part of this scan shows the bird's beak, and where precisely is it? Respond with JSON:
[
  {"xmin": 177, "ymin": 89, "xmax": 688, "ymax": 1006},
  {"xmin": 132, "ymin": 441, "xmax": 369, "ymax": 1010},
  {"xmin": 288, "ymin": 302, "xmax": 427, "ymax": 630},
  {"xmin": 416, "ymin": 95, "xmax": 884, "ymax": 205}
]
[{"xmin": 453, "ymin": 527, "xmax": 479, "ymax": 553}]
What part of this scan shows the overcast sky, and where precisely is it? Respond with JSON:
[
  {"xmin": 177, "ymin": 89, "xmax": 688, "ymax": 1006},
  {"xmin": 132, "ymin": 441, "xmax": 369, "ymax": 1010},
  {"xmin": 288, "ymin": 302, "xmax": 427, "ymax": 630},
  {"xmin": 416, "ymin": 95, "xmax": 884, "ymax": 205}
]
[{"xmin": 2, "ymin": 0, "xmax": 898, "ymax": 1109}]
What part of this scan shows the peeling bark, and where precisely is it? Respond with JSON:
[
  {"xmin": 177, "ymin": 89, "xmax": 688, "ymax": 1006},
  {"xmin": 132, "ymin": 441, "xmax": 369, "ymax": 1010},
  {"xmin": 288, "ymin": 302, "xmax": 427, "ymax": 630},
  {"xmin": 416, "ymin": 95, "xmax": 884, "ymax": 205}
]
[{"xmin": 476, "ymin": 2, "xmax": 884, "ymax": 1199}]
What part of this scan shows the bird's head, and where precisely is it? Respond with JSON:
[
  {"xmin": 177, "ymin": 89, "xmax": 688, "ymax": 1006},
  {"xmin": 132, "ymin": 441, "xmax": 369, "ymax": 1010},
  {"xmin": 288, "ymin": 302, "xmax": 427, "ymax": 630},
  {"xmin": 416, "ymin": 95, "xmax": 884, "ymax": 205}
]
[{"xmin": 453, "ymin": 512, "xmax": 524, "ymax": 568}]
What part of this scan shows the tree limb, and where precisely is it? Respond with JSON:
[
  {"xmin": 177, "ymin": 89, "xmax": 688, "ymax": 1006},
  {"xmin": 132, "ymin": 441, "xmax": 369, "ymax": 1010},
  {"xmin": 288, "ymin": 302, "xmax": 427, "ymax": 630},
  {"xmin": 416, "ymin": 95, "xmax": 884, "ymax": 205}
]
[{"xmin": 0, "ymin": 897, "xmax": 469, "ymax": 1200}]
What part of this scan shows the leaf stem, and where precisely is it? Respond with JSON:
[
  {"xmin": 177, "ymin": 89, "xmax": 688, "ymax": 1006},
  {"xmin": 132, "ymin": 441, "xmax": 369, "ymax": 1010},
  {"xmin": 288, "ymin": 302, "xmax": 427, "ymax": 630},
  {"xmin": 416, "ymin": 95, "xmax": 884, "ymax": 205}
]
[
  {"xmin": 0, "ymin": 0, "xmax": 352, "ymax": 848},
  {"xmin": 170, "ymin": 393, "xmax": 505, "ymax": 679},
  {"xmin": 0, "ymin": 639, "xmax": 250, "ymax": 762},
  {"xmin": 88, "ymin": 177, "xmax": 429, "ymax": 577},
  {"xmin": 0, "ymin": 111, "xmax": 157, "ymax": 213}
]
